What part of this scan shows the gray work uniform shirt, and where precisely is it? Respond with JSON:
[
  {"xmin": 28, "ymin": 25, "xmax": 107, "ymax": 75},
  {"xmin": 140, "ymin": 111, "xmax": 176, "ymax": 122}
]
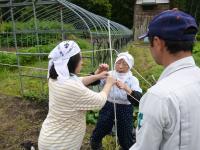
[{"xmin": 130, "ymin": 56, "xmax": 200, "ymax": 150}]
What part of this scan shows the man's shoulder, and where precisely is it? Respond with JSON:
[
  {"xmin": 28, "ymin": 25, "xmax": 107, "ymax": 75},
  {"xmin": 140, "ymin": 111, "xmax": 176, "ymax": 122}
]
[
  {"xmin": 145, "ymin": 84, "xmax": 168, "ymax": 101},
  {"xmin": 148, "ymin": 66, "xmax": 200, "ymax": 97}
]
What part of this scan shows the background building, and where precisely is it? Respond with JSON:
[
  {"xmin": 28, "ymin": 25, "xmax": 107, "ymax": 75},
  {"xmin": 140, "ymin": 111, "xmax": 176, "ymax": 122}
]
[{"xmin": 134, "ymin": 0, "xmax": 170, "ymax": 40}]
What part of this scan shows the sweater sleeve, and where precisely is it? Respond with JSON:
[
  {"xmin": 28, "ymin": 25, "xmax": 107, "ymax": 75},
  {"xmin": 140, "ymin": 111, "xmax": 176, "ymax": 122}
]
[
  {"xmin": 88, "ymin": 72, "xmax": 101, "ymax": 86},
  {"xmin": 74, "ymin": 84, "xmax": 107, "ymax": 110},
  {"xmin": 81, "ymin": 72, "xmax": 101, "ymax": 86}
]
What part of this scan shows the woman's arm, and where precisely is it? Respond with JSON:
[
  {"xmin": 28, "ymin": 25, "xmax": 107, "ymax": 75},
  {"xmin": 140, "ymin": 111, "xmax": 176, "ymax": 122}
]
[
  {"xmin": 81, "ymin": 71, "xmax": 108, "ymax": 86},
  {"xmin": 81, "ymin": 63, "xmax": 109, "ymax": 86},
  {"xmin": 74, "ymin": 76, "xmax": 116, "ymax": 110}
]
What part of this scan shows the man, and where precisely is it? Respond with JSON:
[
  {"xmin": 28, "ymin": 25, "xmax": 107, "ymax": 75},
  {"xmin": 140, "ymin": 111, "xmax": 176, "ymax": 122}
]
[{"xmin": 130, "ymin": 9, "xmax": 200, "ymax": 150}]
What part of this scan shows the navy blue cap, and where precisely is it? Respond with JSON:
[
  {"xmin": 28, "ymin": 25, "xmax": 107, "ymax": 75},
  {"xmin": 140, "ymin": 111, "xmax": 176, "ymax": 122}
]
[{"xmin": 139, "ymin": 10, "xmax": 198, "ymax": 41}]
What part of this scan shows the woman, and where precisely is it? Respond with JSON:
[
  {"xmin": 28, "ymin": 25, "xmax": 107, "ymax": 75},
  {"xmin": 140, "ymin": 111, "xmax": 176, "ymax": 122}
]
[{"xmin": 38, "ymin": 40, "xmax": 116, "ymax": 150}]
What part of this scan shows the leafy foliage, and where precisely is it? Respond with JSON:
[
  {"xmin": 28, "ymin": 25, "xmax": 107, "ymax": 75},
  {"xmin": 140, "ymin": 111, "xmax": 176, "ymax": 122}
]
[
  {"xmin": 0, "ymin": 20, "xmax": 75, "ymax": 47},
  {"xmin": 0, "ymin": 37, "xmax": 91, "ymax": 68},
  {"xmin": 109, "ymin": 0, "xmax": 135, "ymax": 28},
  {"xmin": 171, "ymin": 0, "xmax": 200, "ymax": 25},
  {"xmin": 86, "ymin": 110, "xmax": 99, "ymax": 124},
  {"xmin": 71, "ymin": 0, "xmax": 112, "ymax": 18}
]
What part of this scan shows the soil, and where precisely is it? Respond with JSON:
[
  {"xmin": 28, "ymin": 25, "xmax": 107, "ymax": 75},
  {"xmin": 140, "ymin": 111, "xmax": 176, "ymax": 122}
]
[{"xmin": 0, "ymin": 94, "xmax": 93, "ymax": 150}]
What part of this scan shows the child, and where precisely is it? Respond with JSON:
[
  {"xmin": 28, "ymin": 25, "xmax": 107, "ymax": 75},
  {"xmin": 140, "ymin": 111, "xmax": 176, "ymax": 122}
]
[{"xmin": 90, "ymin": 52, "xmax": 143, "ymax": 150}]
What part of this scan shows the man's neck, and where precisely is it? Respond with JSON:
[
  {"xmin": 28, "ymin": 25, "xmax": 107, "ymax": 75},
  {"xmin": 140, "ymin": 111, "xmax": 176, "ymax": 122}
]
[{"xmin": 162, "ymin": 51, "xmax": 192, "ymax": 68}]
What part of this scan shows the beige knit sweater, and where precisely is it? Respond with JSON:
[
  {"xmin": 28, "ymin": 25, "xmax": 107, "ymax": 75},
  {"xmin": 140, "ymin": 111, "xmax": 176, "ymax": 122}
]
[{"xmin": 38, "ymin": 78, "xmax": 107, "ymax": 150}]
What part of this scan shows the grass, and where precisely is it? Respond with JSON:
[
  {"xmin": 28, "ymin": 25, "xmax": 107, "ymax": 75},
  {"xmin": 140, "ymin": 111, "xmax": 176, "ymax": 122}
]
[{"xmin": 0, "ymin": 69, "xmax": 20, "ymax": 96}]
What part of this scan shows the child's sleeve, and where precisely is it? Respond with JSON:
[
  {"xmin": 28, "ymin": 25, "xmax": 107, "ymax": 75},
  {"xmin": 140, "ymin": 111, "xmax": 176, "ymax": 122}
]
[
  {"xmin": 100, "ymin": 79, "xmax": 106, "ymax": 87},
  {"xmin": 131, "ymin": 77, "xmax": 142, "ymax": 93}
]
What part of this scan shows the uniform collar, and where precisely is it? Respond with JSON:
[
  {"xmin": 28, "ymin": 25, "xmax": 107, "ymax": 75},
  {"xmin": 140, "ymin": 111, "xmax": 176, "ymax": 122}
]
[{"xmin": 158, "ymin": 56, "xmax": 196, "ymax": 81}]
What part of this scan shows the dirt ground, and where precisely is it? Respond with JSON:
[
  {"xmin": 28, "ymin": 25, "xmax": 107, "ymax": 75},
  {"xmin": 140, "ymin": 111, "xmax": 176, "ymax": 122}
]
[{"xmin": 0, "ymin": 94, "xmax": 94, "ymax": 150}]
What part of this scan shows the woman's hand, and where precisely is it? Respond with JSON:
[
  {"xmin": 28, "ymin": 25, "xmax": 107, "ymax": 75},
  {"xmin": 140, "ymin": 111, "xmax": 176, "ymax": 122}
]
[
  {"xmin": 95, "ymin": 64, "xmax": 109, "ymax": 75},
  {"xmin": 102, "ymin": 76, "xmax": 116, "ymax": 96},
  {"xmin": 106, "ymin": 76, "xmax": 116, "ymax": 86},
  {"xmin": 116, "ymin": 80, "xmax": 132, "ymax": 94},
  {"xmin": 96, "ymin": 71, "xmax": 109, "ymax": 80}
]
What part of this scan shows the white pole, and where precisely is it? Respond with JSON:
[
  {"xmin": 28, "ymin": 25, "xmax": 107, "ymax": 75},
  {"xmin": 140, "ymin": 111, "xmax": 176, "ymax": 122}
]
[
  {"xmin": 108, "ymin": 20, "xmax": 118, "ymax": 149},
  {"xmin": 108, "ymin": 20, "xmax": 113, "ymax": 70}
]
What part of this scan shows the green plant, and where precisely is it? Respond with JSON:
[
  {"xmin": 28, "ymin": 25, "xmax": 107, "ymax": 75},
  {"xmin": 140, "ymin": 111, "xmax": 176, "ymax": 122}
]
[
  {"xmin": 86, "ymin": 110, "xmax": 99, "ymax": 124},
  {"xmin": 0, "ymin": 19, "xmax": 75, "ymax": 32},
  {"xmin": 0, "ymin": 19, "xmax": 76, "ymax": 47},
  {"xmin": 23, "ymin": 91, "xmax": 48, "ymax": 103},
  {"xmin": 193, "ymin": 42, "xmax": 200, "ymax": 54},
  {"xmin": 76, "ymin": 38, "xmax": 91, "ymax": 50},
  {"xmin": 102, "ymin": 135, "xmax": 120, "ymax": 150},
  {"xmin": 0, "ymin": 52, "xmax": 17, "ymax": 65},
  {"xmin": 0, "ymin": 44, "xmax": 56, "ymax": 70},
  {"xmin": 196, "ymin": 34, "xmax": 200, "ymax": 41}
]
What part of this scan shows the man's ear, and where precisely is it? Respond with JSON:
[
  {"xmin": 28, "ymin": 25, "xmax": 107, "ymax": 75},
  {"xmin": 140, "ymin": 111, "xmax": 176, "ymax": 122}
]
[
  {"xmin": 153, "ymin": 36, "xmax": 160, "ymax": 46},
  {"xmin": 153, "ymin": 36, "xmax": 165, "ymax": 51}
]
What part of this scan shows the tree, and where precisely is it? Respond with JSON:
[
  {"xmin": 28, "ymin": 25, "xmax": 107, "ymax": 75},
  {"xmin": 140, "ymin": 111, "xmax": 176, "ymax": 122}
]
[
  {"xmin": 70, "ymin": 0, "xmax": 112, "ymax": 18},
  {"xmin": 171, "ymin": 0, "xmax": 200, "ymax": 25},
  {"xmin": 71, "ymin": 0, "xmax": 134, "ymax": 28},
  {"xmin": 109, "ymin": 0, "xmax": 135, "ymax": 28}
]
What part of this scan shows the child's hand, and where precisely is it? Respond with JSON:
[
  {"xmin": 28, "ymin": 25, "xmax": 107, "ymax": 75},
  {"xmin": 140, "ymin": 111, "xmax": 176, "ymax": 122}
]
[
  {"xmin": 116, "ymin": 80, "xmax": 127, "ymax": 90},
  {"xmin": 116, "ymin": 80, "xmax": 132, "ymax": 94},
  {"xmin": 95, "ymin": 64, "xmax": 109, "ymax": 74}
]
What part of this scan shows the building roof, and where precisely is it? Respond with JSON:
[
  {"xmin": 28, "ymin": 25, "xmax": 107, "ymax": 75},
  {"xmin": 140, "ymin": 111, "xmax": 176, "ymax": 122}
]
[{"xmin": 136, "ymin": 0, "xmax": 169, "ymax": 5}]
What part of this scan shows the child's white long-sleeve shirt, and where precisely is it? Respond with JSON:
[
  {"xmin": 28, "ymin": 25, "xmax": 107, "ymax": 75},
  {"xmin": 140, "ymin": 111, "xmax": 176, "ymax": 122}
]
[{"xmin": 100, "ymin": 71, "xmax": 142, "ymax": 105}]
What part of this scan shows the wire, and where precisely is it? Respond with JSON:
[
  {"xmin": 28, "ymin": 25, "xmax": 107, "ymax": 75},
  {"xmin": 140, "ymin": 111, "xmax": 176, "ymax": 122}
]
[
  {"xmin": 0, "ymin": 63, "xmax": 48, "ymax": 71},
  {"xmin": 132, "ymin": 68, "xmax": 152, "ymax": 87},
  {"xmin": 127, "ymin": 93, "xmax": 140, "ymax": 104}
]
